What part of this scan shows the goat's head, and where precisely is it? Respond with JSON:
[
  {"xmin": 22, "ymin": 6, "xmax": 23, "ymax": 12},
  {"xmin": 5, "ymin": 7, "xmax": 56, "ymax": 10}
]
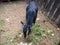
[{"xmin": 21, "ymin": 21, "xmax": 31, "ymax": 38}]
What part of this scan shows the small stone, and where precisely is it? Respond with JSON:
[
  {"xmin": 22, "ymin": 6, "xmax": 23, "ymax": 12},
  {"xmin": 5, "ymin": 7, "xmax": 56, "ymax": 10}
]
[
  {"xmin": 51, "ymin": 33, "xmax": 54, "ymax": 36},
  {"xmin": 36, "ymin": 18, "xmax": 40, "ymax": 21},
  {"xmin": 19, "ymin": 34, "xmax": 22, "ymax": 37},
  {"xmin": 5, "ymin": 18, "xmax": 10, "ymax": 22},
  {"xmin": 10, "ymin": 39, "xmax": 13, "ymax": 42},
  {"xmin": 18, "ymin": 42, "xmax": 28, "ymax": 45},
  {"xmin": 29, "ymin": 42, "xmax": 32, "ymax": 45},
  {"xmin": 57, "ymin": 28, "xmax": 60, "ymax": 31},
  {"xmin": 47, "ymin": 30, "xmax": 52, "ymax": 34},
  {"xmin": 18, "ymin": 42, "xmax": 22, "ymax": 45},
  {"xmin": 19, "ymin": 33, "xmax": 23, "ymax": 37},
  {"xmin": 57, "ymin": 38, "xmax": 59, "ymax": 40},
  {"xmin": 42, "ymin": 34, "xmax": 46, "ymax": 37}
]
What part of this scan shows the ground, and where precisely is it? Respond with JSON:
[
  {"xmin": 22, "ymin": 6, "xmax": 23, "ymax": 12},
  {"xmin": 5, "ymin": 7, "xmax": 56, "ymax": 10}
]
[{"xmin": 0, "ymin": 1, "xmax": 60, "ymax": 45}]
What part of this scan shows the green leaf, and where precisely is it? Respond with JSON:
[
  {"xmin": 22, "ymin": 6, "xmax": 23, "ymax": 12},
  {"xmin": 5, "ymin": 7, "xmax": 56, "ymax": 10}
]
[
  {"xmin": 7, "ymin": 34, "xmax": 12, "ymax": 41},
  {"xmin": 0, "ymin": 19, "xmax": 5, "ymax": 26},
  {"xmin": 0, "ymin": 29, "xmax": 5, "ymax": 35}
]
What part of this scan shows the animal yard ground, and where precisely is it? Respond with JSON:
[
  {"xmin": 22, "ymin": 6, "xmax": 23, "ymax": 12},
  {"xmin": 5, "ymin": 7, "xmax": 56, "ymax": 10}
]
[{"xmin": 0, "ymin": 1, "xmax": 60, "ymax": 45}]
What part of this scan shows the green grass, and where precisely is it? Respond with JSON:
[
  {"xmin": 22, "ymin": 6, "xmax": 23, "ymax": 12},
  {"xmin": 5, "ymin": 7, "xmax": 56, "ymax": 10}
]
[
  {"xmin": 54, "ymin": 40, "xmax": 59, "ymax": 45},
  {"xmin": 7, "ymin": 34, "xmax": 12, "ymax": 41},
  {"xmin": 0, "ymin": 29, "xmax": 5, "ymax": 35},
  {"xmin": 6, "ymin": 34, "xmax": 15, "ymax": 45},
  {"xmin": 19, "ymin": 23, "xmax": 55, "ymax": 45},
  {"xmin": 0, "ymin": 19, "xmax": 5, "ymax": 26},
  {"xmin": 30, "ymin": 23, "xmax": 55, "ymax": 44},
  {"xmin": 0, "ymin": 43, "xmax": 3, "ymax": 45}
]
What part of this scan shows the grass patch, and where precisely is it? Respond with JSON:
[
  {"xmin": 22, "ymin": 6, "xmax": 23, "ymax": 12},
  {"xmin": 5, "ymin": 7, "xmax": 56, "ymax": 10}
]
[
  {"xmin": 54, "ymin": 40, "xmax": 59, "ymax": 45},
  {"xmin": 7, "ymin": 34, "xmax": 12, "ymax": 41},
  {"xmin": 19, "ymin": 23, "xmax": 55, "ymax": 45},
  {"xmin": 30, "ymin": 23, "xmax": 55, "ymax": 44},
  {"xmin": 6, "ymin": 34, "xmax": 15, "ymax": 45},
  {"xmin": 0, "ymin": 19, "xmax": 5, "ymax": 26},
  {"xmin": 0, "ymin": 43, "xmax": 3, "ymax": 45},
  {"xmin": 0, "ymin": 29, "xmax": 5, "ymax": 35}
]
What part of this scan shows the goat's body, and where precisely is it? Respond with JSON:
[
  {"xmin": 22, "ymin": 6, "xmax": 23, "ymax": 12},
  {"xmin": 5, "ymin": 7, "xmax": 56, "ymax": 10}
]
[{"xmin": 26, "ymin": 1, "xmax": 38, "ymax": 25}]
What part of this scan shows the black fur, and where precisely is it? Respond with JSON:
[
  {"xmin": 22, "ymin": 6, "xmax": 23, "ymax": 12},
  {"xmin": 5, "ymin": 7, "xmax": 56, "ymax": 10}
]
[{"xmin": 21, "ymin": 0, "xmax": 38, "ymax": 38}]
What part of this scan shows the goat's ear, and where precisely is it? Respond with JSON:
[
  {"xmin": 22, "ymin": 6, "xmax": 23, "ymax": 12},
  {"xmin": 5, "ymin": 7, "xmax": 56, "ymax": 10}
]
[
  {"xmin": 21, "ymin": 21, "xmax": 25, "ymax": 27},
  {"xmin": 21, "ymin": 21, "xmax": 24, "ymax": 25}
]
